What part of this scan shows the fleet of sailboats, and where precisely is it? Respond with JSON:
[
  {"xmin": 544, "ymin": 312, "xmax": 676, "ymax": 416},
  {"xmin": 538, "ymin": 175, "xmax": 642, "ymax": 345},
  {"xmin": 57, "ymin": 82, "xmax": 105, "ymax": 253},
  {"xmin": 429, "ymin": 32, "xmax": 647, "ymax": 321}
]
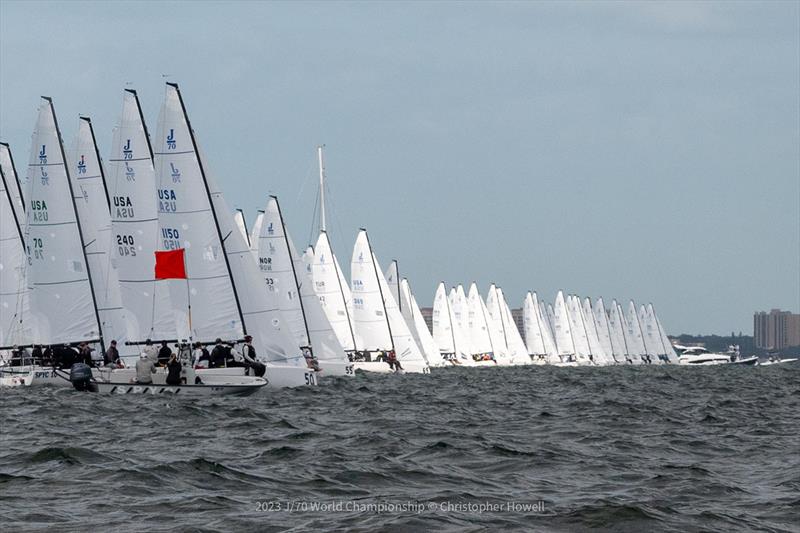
[{"xmin": 0, "ymin": 83, "xmax": 688, "ymax": 392}]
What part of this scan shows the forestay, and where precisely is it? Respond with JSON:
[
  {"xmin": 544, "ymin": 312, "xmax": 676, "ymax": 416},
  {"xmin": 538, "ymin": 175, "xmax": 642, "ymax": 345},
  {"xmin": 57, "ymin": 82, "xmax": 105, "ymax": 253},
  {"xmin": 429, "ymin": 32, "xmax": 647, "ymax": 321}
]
[{"xmin": 0, "ymin": 143, "xmax": 25, "ymax": 231}]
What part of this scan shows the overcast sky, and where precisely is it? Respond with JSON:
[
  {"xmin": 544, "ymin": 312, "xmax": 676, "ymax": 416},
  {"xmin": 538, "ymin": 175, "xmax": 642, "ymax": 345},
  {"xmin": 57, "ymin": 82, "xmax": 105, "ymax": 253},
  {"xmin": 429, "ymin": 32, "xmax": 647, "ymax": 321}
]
[{"xmin": 1, "ymin": 1, "xmax": 798, "ymax": 335}]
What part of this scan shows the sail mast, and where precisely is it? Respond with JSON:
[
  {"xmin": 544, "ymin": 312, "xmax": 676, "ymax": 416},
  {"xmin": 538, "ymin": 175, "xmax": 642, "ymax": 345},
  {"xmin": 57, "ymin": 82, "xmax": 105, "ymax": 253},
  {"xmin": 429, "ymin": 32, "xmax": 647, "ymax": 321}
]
[
  {"xmin": 318, "ymin": 145, "xmax": 326, "ymax": 233},
  {"xmin": 169, "ymin": 82, "xmax": 247, "ymax": 335},
  {"xmin": 274, "ymin": 195, "xmax": 312, "ymax": 348},
  {"xmin": 49, "ymin": 98, "xmax": 105, "ymax": 353},
  {"xmin": 81, "ymin": 117, "xmax": 112, "ymax": 212}
]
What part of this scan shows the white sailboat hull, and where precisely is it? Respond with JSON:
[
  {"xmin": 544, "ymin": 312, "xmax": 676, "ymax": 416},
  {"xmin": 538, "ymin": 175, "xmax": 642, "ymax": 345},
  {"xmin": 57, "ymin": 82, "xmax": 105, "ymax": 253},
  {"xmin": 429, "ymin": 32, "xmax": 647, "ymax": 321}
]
[
  {"xmin": 0, "ymin": 366, "xmax": 71, "ymax": 387},
  {"xmin": 94, "ymin": 379, "xmax": 266, "ymax": 396},
  {"xmin": 354, "ymin": 361, "xmax": 430, "ymax": 374},
  {"xmin": 265, "ymin": 364, "xmax": 320, "ymax": 388},
  {"xmin": 318, "ymin": 360, "xmax": 355, "ymax": 377}
]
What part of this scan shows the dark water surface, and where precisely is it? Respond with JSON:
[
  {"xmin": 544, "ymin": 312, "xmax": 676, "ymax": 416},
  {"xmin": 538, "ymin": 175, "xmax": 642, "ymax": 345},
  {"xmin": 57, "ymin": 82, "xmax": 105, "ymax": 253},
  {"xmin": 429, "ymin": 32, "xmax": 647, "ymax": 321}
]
[{"xmin": 1, "ymin": 365, "xmax": 798, "ymax": 532}]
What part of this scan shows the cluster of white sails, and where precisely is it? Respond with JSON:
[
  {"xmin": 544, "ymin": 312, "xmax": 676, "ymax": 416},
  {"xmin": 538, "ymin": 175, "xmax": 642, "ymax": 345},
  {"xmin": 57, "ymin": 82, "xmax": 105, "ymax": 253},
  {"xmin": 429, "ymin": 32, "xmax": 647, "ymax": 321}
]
[
  {"xmin": 1, "ymin": 84, "xmax": 679, "ymax": 388},
  {"xmin": 432, "ymin": 283, "xmax": 676, "ymax": 366}
]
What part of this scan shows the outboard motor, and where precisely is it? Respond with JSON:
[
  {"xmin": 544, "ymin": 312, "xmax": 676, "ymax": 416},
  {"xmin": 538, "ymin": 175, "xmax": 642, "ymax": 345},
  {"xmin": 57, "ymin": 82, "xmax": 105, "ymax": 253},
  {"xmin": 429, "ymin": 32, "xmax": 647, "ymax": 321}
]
[{"xmin": 70, "ymin": 363, "xmax": 96, "ymax": 392}]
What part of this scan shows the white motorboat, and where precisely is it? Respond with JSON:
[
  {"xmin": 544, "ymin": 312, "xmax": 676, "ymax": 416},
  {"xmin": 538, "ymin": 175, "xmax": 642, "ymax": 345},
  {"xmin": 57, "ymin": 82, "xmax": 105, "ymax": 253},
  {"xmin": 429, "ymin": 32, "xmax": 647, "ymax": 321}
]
[
  {"xmin": 677, "ymin": 347, "xmax": 733, "ymax": 365},
  {"xmin": 760, "ymin": 356, "xmax": 798, "ymax": 366}
]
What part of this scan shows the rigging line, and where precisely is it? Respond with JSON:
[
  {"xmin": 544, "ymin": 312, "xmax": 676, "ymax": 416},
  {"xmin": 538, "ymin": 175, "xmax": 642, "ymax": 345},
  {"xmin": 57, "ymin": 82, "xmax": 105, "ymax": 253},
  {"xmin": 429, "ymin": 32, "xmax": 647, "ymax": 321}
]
[{"xmin": 306, "ymin": 184, "xmax": 319, "ymax": 249}]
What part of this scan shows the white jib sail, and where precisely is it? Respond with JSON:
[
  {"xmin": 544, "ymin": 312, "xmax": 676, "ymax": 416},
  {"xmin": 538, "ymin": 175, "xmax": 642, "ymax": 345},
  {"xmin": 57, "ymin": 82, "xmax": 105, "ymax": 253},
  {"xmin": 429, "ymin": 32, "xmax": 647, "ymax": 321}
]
[
  {"xmin": 311, "ymin": 231, "xmax": 356, "ymax": 352},
  {"xmin": 466, "ymin": 282, "xmax": 493, "ymax": 356},
  {"xmin": 432, "ymin": 282, "xmax": 455, "ymax": 355},
  {"xmin": 581, "ymin": 297, "xmax": 609, "ymax": 365},
  {"xmin": 654, "ymin": 309, "xmax": 678, "ymax": 363},
  {"xmin": 374, "ymin": 253, "xmax": 426, "ymax": 366},
  {"xmin": 258, "ymin": 196, "xmax": 308, "ymax": 348},
  {"xmin": 567, "ymin": 295, "xmax": 592, "ymax": 364},
  {"xmin": 401, "ymin": 278, "xmax": 441, "ymax": 366},
  {"xmin": 497, "ymin": 288, "xmax": 528, "ymax": 364},
  {"xmin": 537, "ymin": 295, "xmax": 558, "ymax": 361},
  {"xmin": 234, "ymin": 208, "xmax": 249, "ymax": 248},
  {"xmin": 638, "ymin": 303, "xmax": 660, "ymax": 364},
  {"xmin": 552, "ymin": 291, "xmax": 575, "ymax": 358},
  {"xmin": 108, "ymin": 89, "xmax": 175, "ymax": 341},
  {"xmin": 249, "ymin": 210, "xmax": 263, "ymax": 263},
  {"xmin": 523, "ymin": 291, "xmax": 546, "ymax": 356},
  {"xmin": 592, "ymin": 297, "xmax": 616, "ymax": 364},
  {"xmin": 608, "ymin": 299, "xmax": 629, "ymax": 362},
  {"xmin": 484, "ymin": 284, "xmax": 510, "ymax": 359},
  {"xmin": 624, "ymin": 301, "xmax": 646, "ymax": 364},
  {"xmin": 71, "ymin": 117, "xmax": 135, "ymax": 356},
  {"xmin": 295, "ymin": 239, "xmax": 348, "ymax": 364},
  {"xmin": 25, "ymin": 98, "xmax": 100, "ymax": 345},
  {"xmin": 384, "ymin": 260, "xmax": 401, "ymax": 312}
]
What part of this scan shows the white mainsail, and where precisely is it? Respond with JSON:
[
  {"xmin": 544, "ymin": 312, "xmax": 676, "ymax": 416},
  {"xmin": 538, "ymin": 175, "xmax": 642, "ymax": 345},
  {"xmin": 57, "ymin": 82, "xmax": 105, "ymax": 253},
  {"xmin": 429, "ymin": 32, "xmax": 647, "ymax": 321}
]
[
  {"xmin": 523, "ymin": 291, "xmax": 546, "ymax": 357},
  {"xmin": 384, "ymin": 260, "xmax": 401, "ymax": 312},
  {"xmin": 607, "ymin": 299, "xmax": 629, "ymax": 363},
  {"xmin": 581, "ymin": 297, "xmax": 609, "ymax": 365},
  {"xmin": 433, "ymin": 281, "xmax": 471, "ymax": 362},
  {"xmin": 0, "ymin": 161, "xmax": 31, "ymax": 347},
  {"xmin": 295, "ymin": 239, "xmax": 348, "ymax": 365},
  {"xmin": 623, "ymin": 300, "xmax": 646, "ymax": 364},
  {"xmin": 249, "ymin": 210, "xmax": 263, "ymax": 262},
  {"xmin": 0, "ymin": 143, "xmax": 25, "ymax": 231},
  {"xmin": 639, "ymin": 304, "xmax": 661, "ymax": 364},
  {"xmin": 484, "ymin": 284, "xmax": 510, "ymax": 360},
  {"xmin": 153, "ymin": 83, "xmax": 243, "ymax": 342},
  {"xmin": 374, "ymin": 252, "xmax": 427, "ymax": 367},
  {"xmin": 497, "ymin": 287, "xmax": 528, "ymax": 364},
  {"xmin": 258, "ymin": 197, "xmax": 307, "ymax": 348},
  {"xmin": 538, "ymin": 296, "xmax": 558, "ymax": 361},
  {"xmin": 644, "ymin": 303, "xmax": 670, "ymax": 364},
  {"xmin": 653, "ymin": 308, "xmax": 678, "ymax": 363},
  {"xmin": 592, "ymin": 297, "xmax": 617, "ymax": 364},
  {"xmin": 350, "ymin": 230, "xmax": 392, "ymax": 351},
  {"xmin": 25, "ymin": 97, "xmax": 101, "ymax": 345},
  {"xmin": 234, "ymin": 208, "xmax": 250, "ymax": 249},
  {"xmin": 401, "ymin": 279, "xmax": 442, "ymax": 366},
  {"xmin": 466, "ymin": 282, "xmax": 494, "ymax": 357},
  {"xmin": 71, "ymin": 117, "xmax": 135, "ymax": 356},
  {"xmin": 311, "ymin": 231, "xmax": 356, "ymax": 352},
  {"xmin": 552, "ymin": 291, "xmax": 574, "ymax": 360},
  {"xmin": 566, "ymin": 295, "xmax": 592, "ymax": 364},
  {"xmin": 108, "ymin": 89, "xmax": 175, "ymax": 341}
]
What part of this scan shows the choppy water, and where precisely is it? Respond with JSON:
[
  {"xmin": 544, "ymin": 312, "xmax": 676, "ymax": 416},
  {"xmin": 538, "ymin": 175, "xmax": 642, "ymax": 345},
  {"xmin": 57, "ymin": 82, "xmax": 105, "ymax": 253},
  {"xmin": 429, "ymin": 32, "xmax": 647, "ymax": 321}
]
[{"xmin": 1, "ymin": 364, "xmax": 798, "ymax": 532}]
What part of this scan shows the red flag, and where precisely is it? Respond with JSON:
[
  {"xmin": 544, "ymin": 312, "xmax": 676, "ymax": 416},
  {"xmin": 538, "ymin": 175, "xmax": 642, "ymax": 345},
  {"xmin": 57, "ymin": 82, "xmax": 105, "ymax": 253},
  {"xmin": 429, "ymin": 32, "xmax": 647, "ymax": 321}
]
[{"xmin": 154, "ymin": 249, "xmax": 187, "ymax": 279}]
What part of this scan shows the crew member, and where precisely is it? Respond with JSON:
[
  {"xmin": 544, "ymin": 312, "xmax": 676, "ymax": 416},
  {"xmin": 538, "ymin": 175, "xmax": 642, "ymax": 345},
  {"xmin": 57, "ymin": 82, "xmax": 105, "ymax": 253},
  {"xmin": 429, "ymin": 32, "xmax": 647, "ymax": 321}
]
[{"xmin": 135, "ymin": 352, "xmax": 156, "ymax": 384}]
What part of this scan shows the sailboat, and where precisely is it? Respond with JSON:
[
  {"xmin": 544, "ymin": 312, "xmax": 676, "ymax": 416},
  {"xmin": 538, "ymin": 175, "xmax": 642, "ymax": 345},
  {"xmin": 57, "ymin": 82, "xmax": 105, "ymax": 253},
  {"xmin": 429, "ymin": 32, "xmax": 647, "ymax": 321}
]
[
  {"xmin": 592, "ymin": 298, "xmax": 619, "ymax": 364},
  {"xmin": 399, "ymin": 278, "xmax": 443, "ymax": 367},
  {"xmin": 349, "ymin": 229, "xmax": 429, "ymax": 373},
  {"xmin": 432, "ymin": 282, "xmax": 471, "ymax": 365},
  {"xmin": 523, "ymin": 291, "xmax": 558, "ymax": 364},
  {"xmin": 651, "ymin": 305, "xmax": 678, "ymax": 363},
  {"xmin": 386, "ymin": 261, "xmax": 441, "ymax": 368},
  {"xmin": 2, "ymin": 97, "xmax": 102, "ymax": 387},
  {"xmin": 151, "ymin": 83, "xmax": 310, "ymax": 388},
  {"xmin": 607, "ymin": 299, "xmax": 630, "ymax": 363},
  {"xmin": 622, "ymin": 300, "xmax": 646, "ymax": 364},
  {"xmin": 257, "ymin": 195, "xmax": 352, "ymax": 376},
  {"xmin": 551, "ymin": 291, "xmax": 578, "ymax": 365},
  {"xmin": 496, "ymin": 287, "xmax": 529, "ymax": 365},
  {"xmin": 580, "ymin": 297, "xmax": 610, "ymax": 365},
  {"xmin": 465, "ymin": 283, "xmax": 501, "ymax": 365}
]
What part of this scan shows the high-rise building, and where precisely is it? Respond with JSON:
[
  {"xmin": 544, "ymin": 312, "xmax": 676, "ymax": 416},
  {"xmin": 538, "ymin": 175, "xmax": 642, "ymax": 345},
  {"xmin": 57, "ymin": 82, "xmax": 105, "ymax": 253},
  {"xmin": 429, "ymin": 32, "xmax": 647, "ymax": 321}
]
[{"xmin": 754, "ymin": 309, "xmax": 800, "ymax": 349}]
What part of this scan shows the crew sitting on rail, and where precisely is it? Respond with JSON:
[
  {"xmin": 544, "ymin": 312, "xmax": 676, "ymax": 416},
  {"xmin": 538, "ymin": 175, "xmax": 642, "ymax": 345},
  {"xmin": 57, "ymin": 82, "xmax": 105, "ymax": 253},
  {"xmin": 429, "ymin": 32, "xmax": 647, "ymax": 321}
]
[
  {"xmin": 386, "ymin": 350, "xmax": 402, "ymax": 372},
  {"xmin": 166, "ymin": 353, "xmax": 183, "ymax": 385},
  {"xmin": 240, "ymin": 336, "xmax": 266, "ymax": 377},
  {"xmin": 194, "ymin": 342, "xmax": 211, "ymax": 368},
  {"xmin": 302, "ymin": 346, "xmax": 321, "ymax": 371},
  {"xmin": 210, "ymin": 339, "xmax": 228, "ymax": 368},
  {"xmin": 104, "ymin": 340, "xmax": 123, "ymax": 368},
  {"xmin": 157, "ymin": 341, "xmax": 172, "ymax": 366}
]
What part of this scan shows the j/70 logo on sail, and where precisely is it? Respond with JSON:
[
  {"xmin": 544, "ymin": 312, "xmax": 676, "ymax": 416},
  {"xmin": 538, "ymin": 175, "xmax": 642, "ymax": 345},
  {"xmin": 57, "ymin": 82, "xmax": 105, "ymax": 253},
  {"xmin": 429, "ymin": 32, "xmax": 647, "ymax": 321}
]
[
  {"xmin": 39, "ymin": 145, "xmax": 47, "ymax": 164},
  {"xmin": 123, "ymin": 139, "xmax": 133, "ymax": 160},
  {"xmin": 77, "ymin": 155, "xmax": 87, "ymax": 174},
  {"xmin": 166, "ymin": 129, "xmax": 176, "ymax": 149},
  {"xmin": 170, "ymin": 163, "xmax": 181, "ymax": 183},
  {"xmin": 40, "ymin": 167, "xmax": 49, "ymax": 186},
  {"xmin": 125, "ymin": 162, "xmax": 136, "ymax": 181}
]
